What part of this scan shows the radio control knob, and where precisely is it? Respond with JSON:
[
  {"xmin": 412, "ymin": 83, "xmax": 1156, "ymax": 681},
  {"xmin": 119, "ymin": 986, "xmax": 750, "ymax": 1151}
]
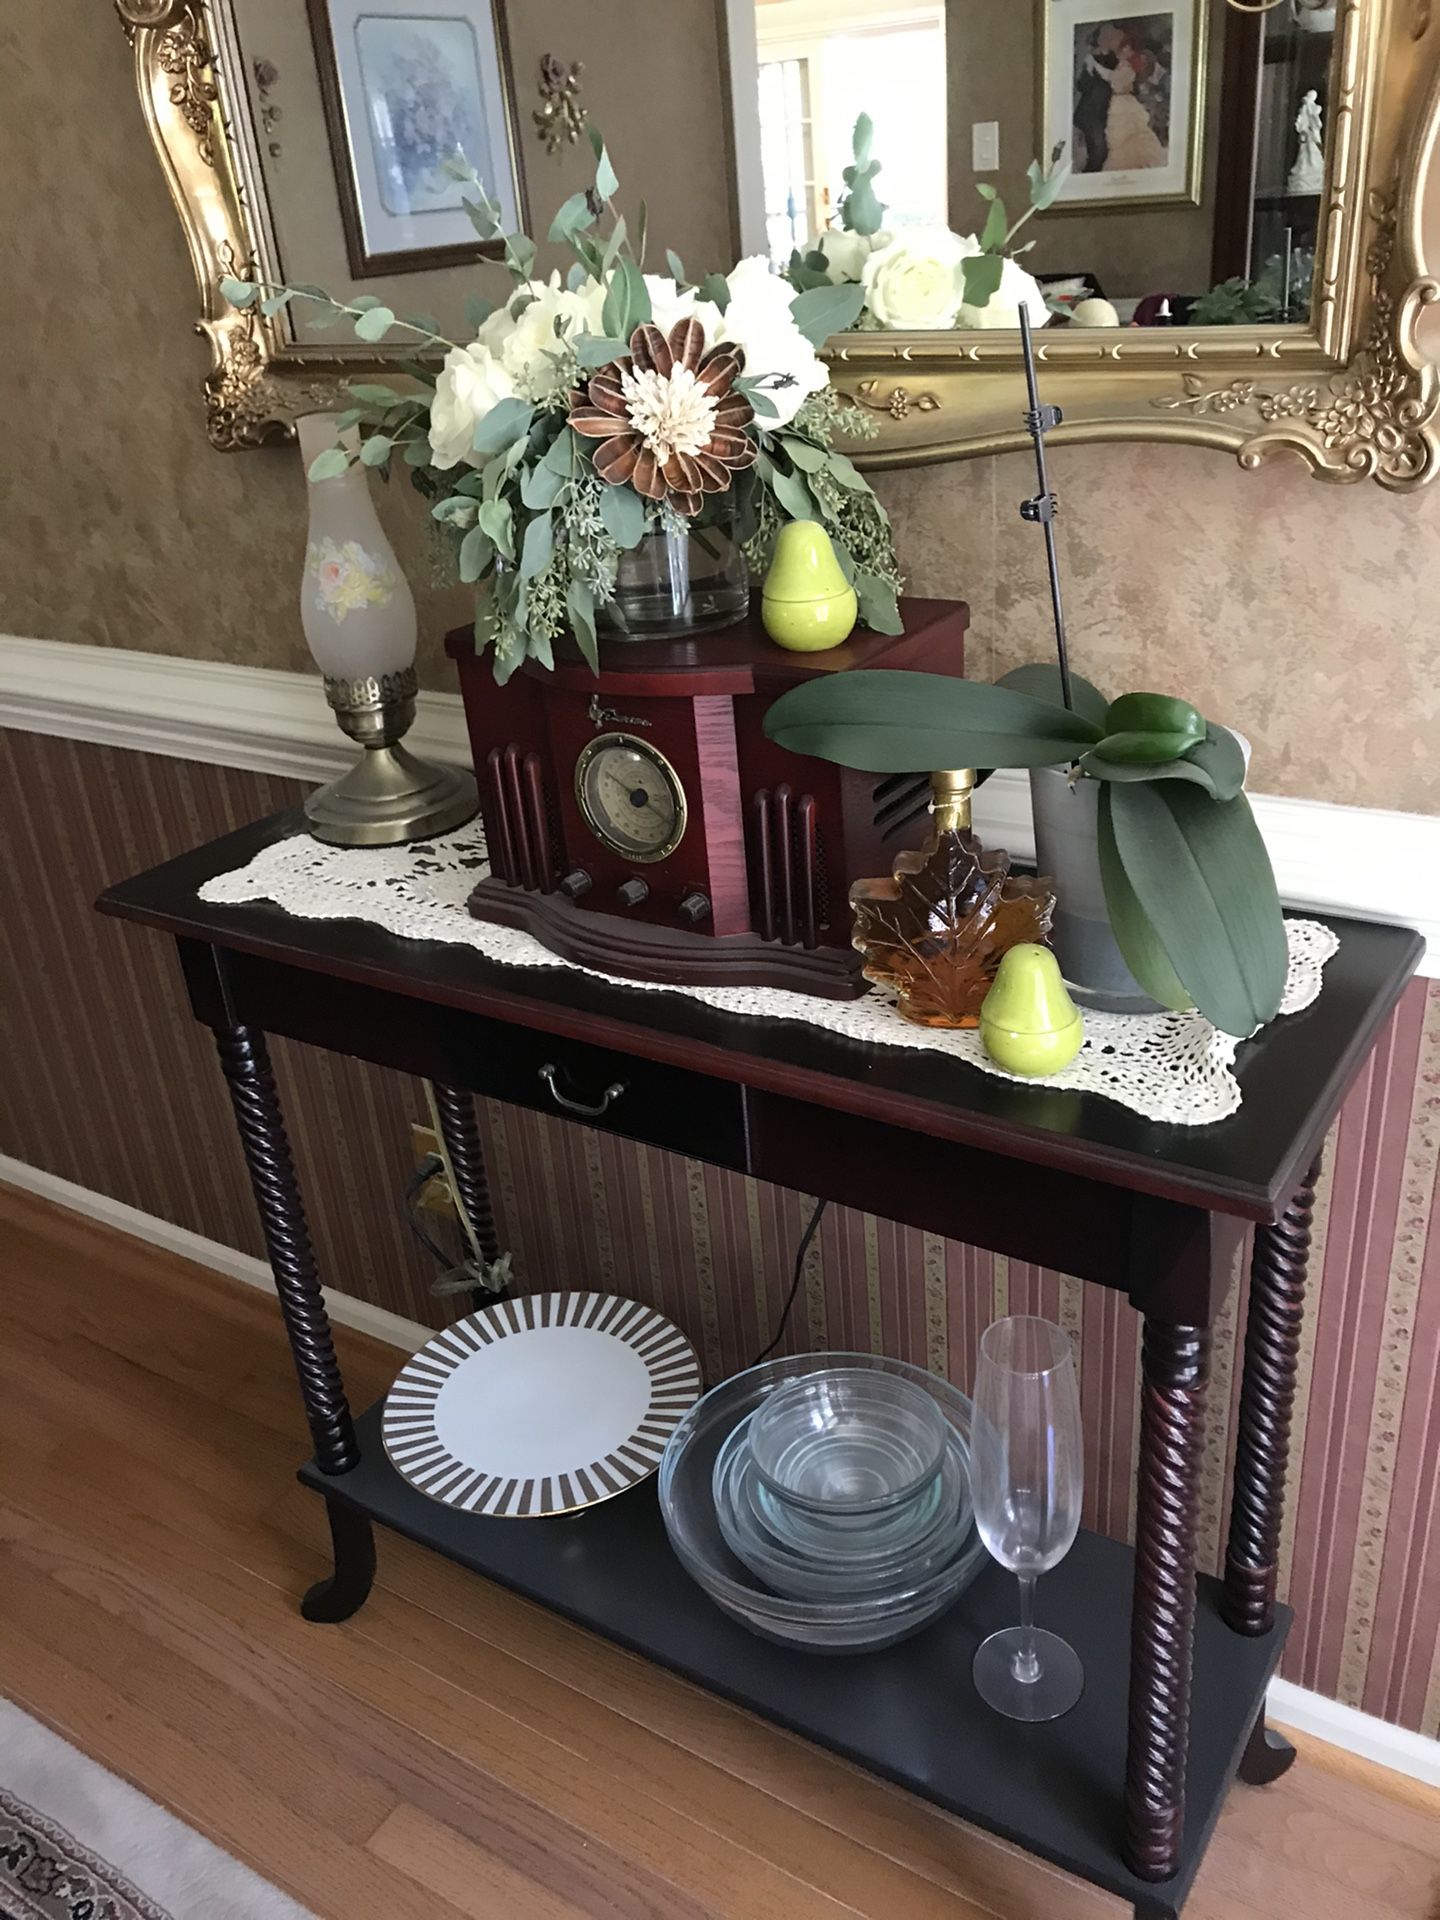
[
  {"xmin": 678, "ymin": 891, "xmax": 712, "ymax": 927},
  {"xmin": 616, "ymin": 877, "xmax": 650, "ymax": 908},
  {"xmin": 559, "ymin": 868, "xmax": 592, "ymax": 900}
]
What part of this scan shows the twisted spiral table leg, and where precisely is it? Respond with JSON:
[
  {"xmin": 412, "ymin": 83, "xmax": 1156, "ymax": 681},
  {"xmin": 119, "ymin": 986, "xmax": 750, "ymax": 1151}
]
[
  {"xmin": 1223, "ymin": 1155, "xmax": 1321, "ymax": 1637},
  {"xmin": 214, "ymin": 1025, "xmax": 358, "ymax": 1476},
  {"xmin": 432, "ymin": 1081, "xmax": 503, "ymax": 1276},
  {"xmin": 1124, "ymin": 1320, "xmax": 1210, "ymax": 1884}
]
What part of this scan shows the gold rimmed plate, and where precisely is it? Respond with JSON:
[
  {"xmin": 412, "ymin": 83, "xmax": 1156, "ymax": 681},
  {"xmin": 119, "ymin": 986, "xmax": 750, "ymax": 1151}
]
[{"xmin": 382, "ymin": 1292, "xmax": 702, "ymax": 1517}]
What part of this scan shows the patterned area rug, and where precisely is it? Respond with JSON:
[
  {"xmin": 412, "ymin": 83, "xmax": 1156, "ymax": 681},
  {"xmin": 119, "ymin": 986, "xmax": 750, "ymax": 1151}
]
[{"xmin": 0, "ymin": 1704, "xmax": 315, "ymax": 1920}]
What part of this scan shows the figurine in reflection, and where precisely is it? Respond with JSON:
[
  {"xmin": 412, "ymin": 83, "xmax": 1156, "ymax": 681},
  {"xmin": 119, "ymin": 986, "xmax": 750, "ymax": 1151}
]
[{"xmin": 1287, "ymin": 90, "xmax": 1326, "ymax": 195}]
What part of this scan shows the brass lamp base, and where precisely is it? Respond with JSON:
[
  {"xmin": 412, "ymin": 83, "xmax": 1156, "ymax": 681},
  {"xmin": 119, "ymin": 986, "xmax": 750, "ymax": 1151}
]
[{"xmin": 305, "ymin": 669, "xmax": 479, "ymax": 848}]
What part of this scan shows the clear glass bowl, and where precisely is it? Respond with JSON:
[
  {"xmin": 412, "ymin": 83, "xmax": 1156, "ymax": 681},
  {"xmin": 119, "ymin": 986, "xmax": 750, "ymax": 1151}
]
[
  {"xmin": 658, "ymin": 1353, "xmax": 987, "ymax": 1652},
  {"xmin": 750, "ymin": 1367, "xmax": 949, "ymax": 1515},
  {"xmin": 713, "ymin": 1415, "xmax": 972, "ymax": 1601}
]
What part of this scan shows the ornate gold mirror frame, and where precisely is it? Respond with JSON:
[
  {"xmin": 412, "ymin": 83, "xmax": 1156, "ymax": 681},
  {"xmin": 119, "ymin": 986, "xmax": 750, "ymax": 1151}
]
[{"xmin": 122, "ymin": 0, "xmax": 1440, "ymax": 488}]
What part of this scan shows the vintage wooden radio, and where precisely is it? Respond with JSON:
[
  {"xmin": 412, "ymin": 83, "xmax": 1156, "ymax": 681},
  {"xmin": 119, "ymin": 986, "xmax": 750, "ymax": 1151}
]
[{"xmin": 445, "ymin": 598, "xmax": 968, "ymax": 997}]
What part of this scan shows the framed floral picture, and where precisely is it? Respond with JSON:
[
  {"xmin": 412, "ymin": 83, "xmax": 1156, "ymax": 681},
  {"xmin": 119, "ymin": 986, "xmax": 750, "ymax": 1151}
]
[
  {"xmin": 306, "ymin": 0, "xmax": 527, "ymax": 275},
  {"xmin": 1037, "ymin": 0, "xmax": 1207, "ymax": 210}
]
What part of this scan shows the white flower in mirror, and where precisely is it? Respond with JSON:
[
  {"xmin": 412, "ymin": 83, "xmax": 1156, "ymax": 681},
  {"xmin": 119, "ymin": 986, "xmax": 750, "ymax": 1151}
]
[
  {"xmin": 714, "ymin": 255, "xmax": 829, "ymax": 426},
  {"xmin": 428, "ymin": 342, "xmax": 516, "ymax": 469},
  {"xmin": 861, "ymin": 227, "xmax": 979, "ymax": 330},
  {"xmin": 809, "ymin": 228, "xmax": 887, "ymax": 285}
]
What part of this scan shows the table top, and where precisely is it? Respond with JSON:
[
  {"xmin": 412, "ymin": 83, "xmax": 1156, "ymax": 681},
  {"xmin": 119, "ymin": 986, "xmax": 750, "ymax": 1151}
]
[{"xmin": 98, "ymin": 810, "xmax": 1424, "ymax": 1224}]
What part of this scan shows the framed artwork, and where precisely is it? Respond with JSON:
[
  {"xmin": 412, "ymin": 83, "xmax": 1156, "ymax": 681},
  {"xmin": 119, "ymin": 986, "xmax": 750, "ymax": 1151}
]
[
  {"xmin": 306, "ymin": 0, "xmax": 527, "ymax": 275},
  {"xmin": 1037, "ymin": 0, "xmax": 1207, "ymax": 211}
]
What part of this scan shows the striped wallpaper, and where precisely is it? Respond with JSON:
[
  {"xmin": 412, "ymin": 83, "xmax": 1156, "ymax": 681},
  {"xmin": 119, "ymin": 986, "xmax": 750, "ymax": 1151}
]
[{"xmin": 1, "ymin": 724, "xmax": 1436, "ymax": 1736}]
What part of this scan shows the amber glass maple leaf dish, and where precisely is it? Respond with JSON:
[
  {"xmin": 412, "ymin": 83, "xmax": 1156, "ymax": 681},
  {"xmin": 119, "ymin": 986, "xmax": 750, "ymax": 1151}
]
[{"xmin": 850, "ymin": 770, "xmax": 1057, "ymax": 1028}]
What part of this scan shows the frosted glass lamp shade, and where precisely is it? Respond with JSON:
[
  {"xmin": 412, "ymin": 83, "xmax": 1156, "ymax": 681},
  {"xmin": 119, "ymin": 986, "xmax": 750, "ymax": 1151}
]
[{"xmin": 296, "ymin": 413, "xmax": 416, "ymax": 681}]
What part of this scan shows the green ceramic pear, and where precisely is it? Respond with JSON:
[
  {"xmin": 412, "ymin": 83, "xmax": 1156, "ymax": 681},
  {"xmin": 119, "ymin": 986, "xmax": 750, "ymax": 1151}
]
[
  {"xmin": 762, "ymin": 520, "xmax": 858, "ymax": 652},
  {"xmin": 980, "ymin": 944, "xmax": 1085, "ymax": 1076}
]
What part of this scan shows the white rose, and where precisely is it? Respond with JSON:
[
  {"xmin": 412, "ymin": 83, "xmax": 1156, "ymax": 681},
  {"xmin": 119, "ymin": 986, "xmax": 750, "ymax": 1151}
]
[
  {"xmin": 954, "ymin": 254, "xmax": 1052, "ymax": 332},
  {"xmin": 640, "ymin": 274, "xmax": 722, "ymax": 343},
  {"xmin": 471, "ymin": 275, "xmax": 595, "ymax": 404},
  {"xmin": 861, "ymin": 227, "xmax": 978, "ymax": 330},
  {"xmin": 809, "ymin": 228, "xmax": 872, "ymax": 285},
  {"xmin": 714, "ymin": 254, "xmax": 828, "ymax": 427},
  {"xmin": 428, "ymin": 342, "xmax": 516, "ymax": 470}
]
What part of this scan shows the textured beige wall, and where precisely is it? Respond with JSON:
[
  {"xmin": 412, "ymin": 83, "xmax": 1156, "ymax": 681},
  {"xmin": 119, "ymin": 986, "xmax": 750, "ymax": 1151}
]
[{"xmin": 3, "ymin": 1, "xmax": 1437, "ymax": 810}]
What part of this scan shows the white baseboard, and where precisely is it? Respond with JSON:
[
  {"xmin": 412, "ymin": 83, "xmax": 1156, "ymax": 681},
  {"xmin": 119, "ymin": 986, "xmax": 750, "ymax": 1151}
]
[
  {"xmin": 3, "ymin": 1152, "xmax": 1436, "ymax": 1790},
  {"xmin": 3, "ymin": 633, "xmax": 1436, "ymax": 975},
  {"xmin": 0, "ymin": 1153, "xmax": 434, "ymax": 1356}
]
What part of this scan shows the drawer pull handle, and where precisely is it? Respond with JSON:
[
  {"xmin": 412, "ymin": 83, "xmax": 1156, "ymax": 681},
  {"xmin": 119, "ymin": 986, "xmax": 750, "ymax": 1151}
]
[{"xmin": 539, "ymin": 1062, "xmax": 627, "ymax": 1118}]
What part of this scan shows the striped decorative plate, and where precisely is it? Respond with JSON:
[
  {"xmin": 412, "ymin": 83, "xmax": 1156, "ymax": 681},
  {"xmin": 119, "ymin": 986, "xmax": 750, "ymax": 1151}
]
[{"xmin": 382, "ymin": 1292, "xmax": 703, "ymax": 1517}]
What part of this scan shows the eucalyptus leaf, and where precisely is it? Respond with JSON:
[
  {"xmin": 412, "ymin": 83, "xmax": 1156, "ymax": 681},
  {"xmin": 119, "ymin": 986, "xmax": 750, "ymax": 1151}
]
[
  {"xmin": 997, "ymin": 663, "xmax": 1110, "ymax": 729},
  {"xmin": 959, "ymin": 253, "xmax": 1004, "ymax": 308},
  {"xmin": 331, "ymin": 407, "xmax": 366, "ymax": 432},
  {"xmin": 305, "ymin": 447, "xmax": 349, "ymax": 483},
  {"xmin": 1096, "ymin": 784, "xmax": 1193, "ymax": 1012},
  {"xmin": 464, "ymin": 294, "xmax": 496, "ymax": 330},
  {"xmin": 353, "ymin": 305, "xmax": 395, "ymax": 342},
  {"xmin": 980, "ymin": 196, "xmax": 1009, "ymax": 252},
  {"xmin": 1028, "ymin": 154, "xmax": 1066, "ymax": 211},
  {"xmin": 599, "ymin": 484, "xmax": 647, "ymax": 548},
  {"xmin": 359, "ymin": 435, "xmax": 392, "ymax": 466},
  {"xmin": 574, "ymin": 334, "xmax": 628, "ymax": 369},
  {"xmin": 518, "ymin": 510, "xmax": 554, "ymax": 579},
  {"xmin": 666, "ymin": 248, "xmax": 687, "ymax": 285},
  {"xmin": 349, "ymin": 294, "xmax": 384, "ymax": 312},
  {"xmin": 261, "ymin": 290, "xmax": 294, "ymax": 316},
  {"xmin": 789, "ymin": 282, "xmax": 866, "ymax": 348},
  {"xmin": 432, "ymin": 495, "xmax": 478, "ymax": 525},
  {"xmin": 1107, "ymin": 781, "xmax": 1287, "ymax": 1036},
  {"xmin": 566, "ymin": 578, "xmax": 600, "ymax": 672},
  {"xmin": 478, "ymin": 496, "xmax": 514, "ymax": 559},
  {"xmin": 779, "ymin": 435, "xmax": 829, "ymax": 473},
  {"xmin": 826, "ymin": 450, "xmax": 870, "ymax": 491},
  {"xmin": 635, "ymin": 198, "xmax": 648, "ymax": 267},
  {"xmin": 541, "ymin": 425, "xmax": 579, "ymax": 475},
  {"xmin": 767, "ymin": 463, "xmax": 816, "ymax": 522},
  {"xmin": 403, "ymin": 436, "xmax": 432, "ymax": 467},
  {"xmin": 699, "ymin": 272, "xmax": 731, "ymax": 313},
  {"xmin": 588, "ymin": 124, "xmax": 619, "ymax": 199},
  {"xmin": 346, "ymin": 383, "xmax": 401, "ymax": 405},
  {"xmin": 505, "ymin": 232, "xmax": 538, "ymax": 282},
  {"xmin": 602, "ymin": 215, "xmax": 628, "ymax": 272},
  {"xmin": 520, "ymin": 460, "xmax": 567, "ymax": 509},
  {"xmin": 548, "ymin": 189, "xmax": 596, "ymax": 243},
  {"xmin": 853, "ymin": 572, "xmax": 903, "ymax": 635},
  {"xmin": 220, "ymin": 275, "xmax": 257, "ymax": 306},
  {"xmin": 472, "ymin": 396, "xmax": 534, "ymax": 456},
  {"xmin": 458, "ymin": 525, "xmax": 495, "ymax": 583},
  {"xmin": 764, "ymin": 672, "xmax": 1102, "ymax": 772}
]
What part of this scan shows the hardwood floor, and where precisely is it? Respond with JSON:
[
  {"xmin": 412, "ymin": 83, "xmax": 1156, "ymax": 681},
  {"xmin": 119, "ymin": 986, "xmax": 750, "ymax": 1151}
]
[{"xmin": 1, "ymin": 1182, "xmax": 1436, "ymax": 1920}]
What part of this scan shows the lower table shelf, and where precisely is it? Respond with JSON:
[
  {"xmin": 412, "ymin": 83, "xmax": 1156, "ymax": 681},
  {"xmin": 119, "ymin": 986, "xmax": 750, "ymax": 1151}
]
[{"xmin": 301, "ymin": 1400, "xmax": 1289, "ymax": 1918}]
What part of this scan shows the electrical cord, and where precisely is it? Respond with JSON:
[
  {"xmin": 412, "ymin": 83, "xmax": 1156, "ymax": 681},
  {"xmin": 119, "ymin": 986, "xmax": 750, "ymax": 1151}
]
[
  {"xmin": 402, "ymin": 1154, "xmax": 483, "ymax": 1297},
  {"xmin": 750, "ymin": 1196, "xmax": 828, "ymax": 1367}
]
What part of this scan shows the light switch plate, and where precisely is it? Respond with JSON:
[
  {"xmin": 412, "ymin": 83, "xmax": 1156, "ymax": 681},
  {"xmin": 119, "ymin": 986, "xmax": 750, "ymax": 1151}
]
[{"xmin": 972, "ymin": 121, "xmax": 1000, "ymax": 172}]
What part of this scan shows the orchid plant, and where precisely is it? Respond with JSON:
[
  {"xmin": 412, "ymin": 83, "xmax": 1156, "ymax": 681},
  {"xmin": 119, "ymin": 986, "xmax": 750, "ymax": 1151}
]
[
  {"xmin": 786, "ymin": 117, "xmax": 1069, "ymax": 333},
  {"xmin": 221, "ymin": 131, "xmax": 902, "ymax": 684}
]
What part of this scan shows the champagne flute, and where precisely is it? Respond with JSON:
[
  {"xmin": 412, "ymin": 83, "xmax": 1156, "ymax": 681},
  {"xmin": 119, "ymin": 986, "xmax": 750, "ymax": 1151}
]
[{"xmin": 970, "ymin": 1315, "xmax": 1085, "ymax": 1721}]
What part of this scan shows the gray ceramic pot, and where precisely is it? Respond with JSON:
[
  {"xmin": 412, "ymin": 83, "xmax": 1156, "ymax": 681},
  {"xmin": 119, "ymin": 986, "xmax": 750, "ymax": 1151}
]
[{"xmin": 1028, "ymin": 767, "xmax": 1164, "ymax": 1014}]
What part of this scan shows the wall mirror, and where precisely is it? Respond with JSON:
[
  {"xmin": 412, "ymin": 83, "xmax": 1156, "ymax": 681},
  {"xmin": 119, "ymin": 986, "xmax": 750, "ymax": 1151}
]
[{"xmin": 124, "ymin": 0, "xmax": 1440, "ymax": 487}]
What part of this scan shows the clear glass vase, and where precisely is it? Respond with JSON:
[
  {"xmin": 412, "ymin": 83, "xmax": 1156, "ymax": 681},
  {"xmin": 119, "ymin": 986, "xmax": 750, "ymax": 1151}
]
[{"xmin": 605, "ymin": 503, "xmax": 749, "ymax": 639}]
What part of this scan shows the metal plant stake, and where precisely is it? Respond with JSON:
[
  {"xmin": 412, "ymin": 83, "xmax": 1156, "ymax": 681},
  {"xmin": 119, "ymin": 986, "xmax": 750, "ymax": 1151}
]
[{"xmin": 1017, "ymin": 307, "xmax": 1074, "ymax": 713}]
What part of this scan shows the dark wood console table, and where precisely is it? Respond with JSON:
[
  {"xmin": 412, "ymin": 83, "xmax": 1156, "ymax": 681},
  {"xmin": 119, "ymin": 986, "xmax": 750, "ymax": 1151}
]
[{"xmin": 98, "ymin": 810, "xmax": 1423, "ymax": 1920}]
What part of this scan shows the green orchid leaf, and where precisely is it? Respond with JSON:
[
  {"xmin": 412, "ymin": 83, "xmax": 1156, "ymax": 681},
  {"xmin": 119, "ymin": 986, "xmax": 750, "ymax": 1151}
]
[
  {"xmin": 997, "ymin": 663, "xmax": 1109, "ymax": 729},
  {"xmin": 599, "ymin": 483, "xmax": 648, "ymax": 548},
  {"xmin": 1086, "ymin": 727, "xmax": 1209, "ymax": 767},
  {"xmin": 1102, "ymin": 692, "xmax": 1205, "ymax": 749},
  {"xmin": 1078, "ymin": 749, "xmax": 1218, "ymax": 793},
  {"xmin": 1096, "ymin": 785, "xmax": 1193, "ymax": 1012},
  {"xmin": 1182, "ymin": 723, "xmax": 1247, "ymax": 801},
  {"xmin": 789, "ymin": 282, "xmax": 866, "ymax": 348},
  {"xmin": 764, "ymin": 671, "xmax": 1104, "ymax": 773},
  {"xmin": 1107, "ymin": 781, "xmax": 1287, "ymax": 1036}
]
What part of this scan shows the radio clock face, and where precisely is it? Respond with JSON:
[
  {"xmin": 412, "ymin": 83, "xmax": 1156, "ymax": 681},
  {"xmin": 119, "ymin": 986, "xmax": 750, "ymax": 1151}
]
[{"xmin": 575, "ymin": 733, "xmax": 688, "ymax": 863}]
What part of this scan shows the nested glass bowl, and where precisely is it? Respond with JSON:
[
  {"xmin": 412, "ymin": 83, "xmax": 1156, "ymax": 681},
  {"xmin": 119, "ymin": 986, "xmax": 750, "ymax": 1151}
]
[
  {"xmin": 658, "ymin": 1352, "xmax": 987, "ymax": 1651},
  {"xmin": 749, "ymin": 1367, "xmax": 949, "ymax": 1516},
  {"xmin": 713, "ymin": 1412, "xmax": 972, "ymax": 1601}
]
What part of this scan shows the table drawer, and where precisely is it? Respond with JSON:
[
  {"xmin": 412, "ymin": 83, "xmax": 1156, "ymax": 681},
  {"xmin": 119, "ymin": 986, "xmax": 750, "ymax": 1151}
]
[{"xmin": 465, "ymin": 1024, "xmax": 750, "ymax": 1171}]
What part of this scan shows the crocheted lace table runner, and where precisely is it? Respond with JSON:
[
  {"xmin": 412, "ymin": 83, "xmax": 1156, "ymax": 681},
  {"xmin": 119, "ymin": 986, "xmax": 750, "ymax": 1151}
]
[{"xmin": 200, "ymin": 821, "xmax": 1338, "ymax": 1127}]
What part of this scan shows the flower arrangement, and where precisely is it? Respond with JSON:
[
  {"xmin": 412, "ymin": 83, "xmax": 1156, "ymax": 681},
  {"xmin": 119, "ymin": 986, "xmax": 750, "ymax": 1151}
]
[
  {"xmin": 785, "ymin": 117, "xmax": 1067, "ymax": 334},
  {"xmin": 221, "ymin": 131, "xmax": 901, "ymax": 683}
]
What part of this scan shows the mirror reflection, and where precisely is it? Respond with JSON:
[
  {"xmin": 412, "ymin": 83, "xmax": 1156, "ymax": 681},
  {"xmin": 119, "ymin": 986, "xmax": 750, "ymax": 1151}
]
[{"xmin": 750, "ymin": 0, "xmax": 1333, "ymax": 328}]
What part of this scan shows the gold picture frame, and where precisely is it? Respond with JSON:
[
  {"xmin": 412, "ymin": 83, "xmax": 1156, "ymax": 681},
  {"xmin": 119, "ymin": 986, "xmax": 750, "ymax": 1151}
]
[
  {"xmin": 120, "ymin": 0, "xmax": 1440, "ymax": 490},
  {"xmin": 1036, "ymin": 0, "xmax": 1209, "ymax": 213}
]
